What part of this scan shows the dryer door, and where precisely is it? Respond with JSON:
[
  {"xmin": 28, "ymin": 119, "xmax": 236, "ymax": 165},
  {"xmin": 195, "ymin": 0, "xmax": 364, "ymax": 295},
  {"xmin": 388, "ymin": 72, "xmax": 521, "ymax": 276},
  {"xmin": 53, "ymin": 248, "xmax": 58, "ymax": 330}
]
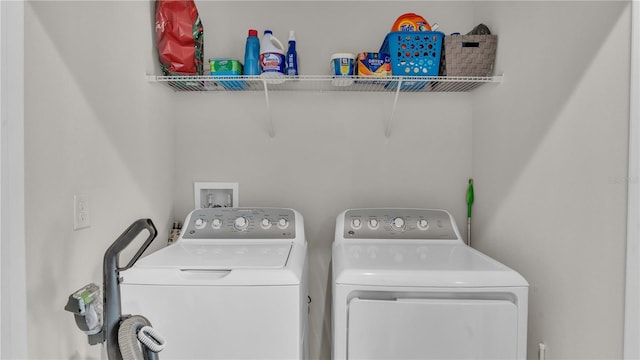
[{"xmin": 347, "ymin": 297, "xmax": 518, "ymax": 359}]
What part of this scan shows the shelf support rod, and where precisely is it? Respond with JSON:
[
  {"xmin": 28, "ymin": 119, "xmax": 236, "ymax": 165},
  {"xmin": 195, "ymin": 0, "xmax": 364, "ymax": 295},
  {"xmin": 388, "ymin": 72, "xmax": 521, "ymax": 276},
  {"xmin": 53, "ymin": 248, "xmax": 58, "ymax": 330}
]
[
  {"xmin": 262, "ymin": 80, "xmax": 275, "ymax": 138},
  {"xmin": 385, "ymin": 78, "xmax": 403, "ymax": 139}
]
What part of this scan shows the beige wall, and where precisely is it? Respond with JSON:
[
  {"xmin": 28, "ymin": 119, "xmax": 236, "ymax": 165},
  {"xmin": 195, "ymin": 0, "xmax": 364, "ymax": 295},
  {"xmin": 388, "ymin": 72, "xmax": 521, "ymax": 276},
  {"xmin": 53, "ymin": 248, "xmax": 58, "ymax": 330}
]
[
  {"xmin": 473, "ymin": 2, "xmax": 631, "ymax": 358},
  {"xmin": 24, "ymin": 1, "xmax": 630, "ymax": 359},
  {"xmin": 25, "ymin": 1, "xmax": 174, "ymax": 359},
  {"xmin": 173, "ymin": 3, "xmax": 475, "ymax": 358}
]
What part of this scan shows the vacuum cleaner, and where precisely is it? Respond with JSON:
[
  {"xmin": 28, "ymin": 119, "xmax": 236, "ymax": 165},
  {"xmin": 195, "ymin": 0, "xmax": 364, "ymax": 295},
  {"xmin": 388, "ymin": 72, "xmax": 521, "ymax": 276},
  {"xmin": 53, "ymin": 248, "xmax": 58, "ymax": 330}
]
[{"xmin": 65, "ymin": 219, "xmax": 165, "ymax": 360}]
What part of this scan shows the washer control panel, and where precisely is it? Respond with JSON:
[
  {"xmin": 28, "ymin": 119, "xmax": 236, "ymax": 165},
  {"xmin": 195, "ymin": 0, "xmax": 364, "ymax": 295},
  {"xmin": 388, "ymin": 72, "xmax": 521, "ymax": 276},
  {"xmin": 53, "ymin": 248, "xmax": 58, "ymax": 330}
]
[
  {"xmin": 342, "ymin": 209, "xmax": 458, "ymax": 240},
  {"xmin": 182, "ymin": 208, "xmax": 296, "ymax": 239}
]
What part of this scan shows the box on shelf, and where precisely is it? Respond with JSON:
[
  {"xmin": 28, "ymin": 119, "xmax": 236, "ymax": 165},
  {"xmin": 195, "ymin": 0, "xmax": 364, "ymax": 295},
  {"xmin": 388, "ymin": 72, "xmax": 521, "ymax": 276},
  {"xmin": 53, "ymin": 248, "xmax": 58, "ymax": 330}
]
[
  {"xmin": 356, "ymin": 52, "xmax": 391, "ymax": 77},
  {"xmin": 442, "ymin": 35, "xmax": 497, "ymax": 76},
  {"xmin": 209, "ymin": 58, "xmax": 244, "ymax": 90}
]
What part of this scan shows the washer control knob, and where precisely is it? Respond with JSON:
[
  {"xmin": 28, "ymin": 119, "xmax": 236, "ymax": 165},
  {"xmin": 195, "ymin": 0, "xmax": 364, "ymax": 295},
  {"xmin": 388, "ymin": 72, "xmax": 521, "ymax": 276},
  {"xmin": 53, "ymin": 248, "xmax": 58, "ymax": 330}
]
[
  {"xmin": 211, "ymin": 218, "xmax": 222, "ymax": 229},
  {"xmin": 368, "ymin": 219, "xmax": 380, "ymax": 229},
  {"xmin": 194, "ymin": 218, "xmax": 206, "ymax": 230},
  {"xmin": 417, "ymin": 219, "xmax": 429, "ymax": 230},
  {"xmin": 391, "ymin": 217, "xmax": 405, "ymax": 230},
  {"xmin": 351, "ymin": 218, "xmax": 362, "ymax": 229},
  {"xmin": 234, "ymin": 217, "xmax": 249, "ymax": 231},
  {"xmin": 277, "ymin": 218, "xmax": 289, "ymax": 229},
  {"xmin": 261, "ymin": 218, "xmax": 272, "ymax": 229}
]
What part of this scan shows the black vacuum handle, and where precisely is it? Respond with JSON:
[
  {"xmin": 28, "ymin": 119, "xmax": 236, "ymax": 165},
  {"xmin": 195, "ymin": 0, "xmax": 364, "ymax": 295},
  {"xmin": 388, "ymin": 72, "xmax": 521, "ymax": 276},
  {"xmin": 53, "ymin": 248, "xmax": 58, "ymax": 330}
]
[
  {"xmin": 105, "ymin": 218, "xmax": 157, "ymax": 271},
  {"xmin": 103, "ymin": 218, "xmax": 157, "ymax": 360}
]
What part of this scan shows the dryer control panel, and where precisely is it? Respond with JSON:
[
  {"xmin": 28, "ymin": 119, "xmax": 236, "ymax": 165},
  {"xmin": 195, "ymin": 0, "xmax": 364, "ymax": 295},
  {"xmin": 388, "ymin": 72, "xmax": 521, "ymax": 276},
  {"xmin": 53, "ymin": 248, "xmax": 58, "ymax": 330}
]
[
  {"xmin": 182, "ymin": 208, "xmax": 296, "ymax": 239},
  {"xmin": 342, "ymin": 209, "xmax": 458, "ymax": 240}
]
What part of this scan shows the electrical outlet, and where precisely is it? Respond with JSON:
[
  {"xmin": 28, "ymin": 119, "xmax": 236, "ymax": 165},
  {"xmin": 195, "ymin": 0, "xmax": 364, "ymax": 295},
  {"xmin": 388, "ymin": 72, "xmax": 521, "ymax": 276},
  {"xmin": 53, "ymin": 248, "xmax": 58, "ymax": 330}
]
[{"xmin": 73, "ymin": 195, "xmax": 91, "ymax": 230}]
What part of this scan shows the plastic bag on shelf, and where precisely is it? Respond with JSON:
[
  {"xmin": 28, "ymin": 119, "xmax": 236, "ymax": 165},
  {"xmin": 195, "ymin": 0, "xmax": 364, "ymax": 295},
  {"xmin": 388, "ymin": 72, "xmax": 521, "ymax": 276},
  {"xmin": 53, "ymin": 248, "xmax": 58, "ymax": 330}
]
[{"xmin": 155, "ymin": 0, "xmax": 204, "ymax": 76}]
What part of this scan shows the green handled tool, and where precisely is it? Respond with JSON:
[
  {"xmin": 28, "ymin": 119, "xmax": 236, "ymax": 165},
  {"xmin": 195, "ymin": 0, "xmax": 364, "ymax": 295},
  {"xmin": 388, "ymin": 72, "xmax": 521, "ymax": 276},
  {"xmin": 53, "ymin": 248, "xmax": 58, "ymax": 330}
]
[{"xmin": 466, "ymin": 178, "xmax": 474, "ymax": 246}]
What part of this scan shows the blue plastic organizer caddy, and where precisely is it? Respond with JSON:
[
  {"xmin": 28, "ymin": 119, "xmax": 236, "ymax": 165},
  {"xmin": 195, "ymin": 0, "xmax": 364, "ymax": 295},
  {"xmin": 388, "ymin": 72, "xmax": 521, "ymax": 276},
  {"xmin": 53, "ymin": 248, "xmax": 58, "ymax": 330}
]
[
  {"xmin": 380, "ymin": 31, "xmax": 445, "ymax": 76},
  {"xmin": 380, "ymin": 31, "xmax": 444, "ymax": 90}
]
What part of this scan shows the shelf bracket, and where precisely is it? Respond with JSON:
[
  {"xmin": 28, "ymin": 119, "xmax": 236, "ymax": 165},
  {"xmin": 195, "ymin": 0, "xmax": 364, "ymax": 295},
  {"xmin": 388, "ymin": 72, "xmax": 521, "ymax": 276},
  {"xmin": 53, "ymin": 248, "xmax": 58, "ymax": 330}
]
[
  {"xmin": 262, "ymin": 80, "xmax": 275, "ymax": 138},
  {"xmin": 385, "ymin": 78, "xmax": 403, "ymax": 139}
]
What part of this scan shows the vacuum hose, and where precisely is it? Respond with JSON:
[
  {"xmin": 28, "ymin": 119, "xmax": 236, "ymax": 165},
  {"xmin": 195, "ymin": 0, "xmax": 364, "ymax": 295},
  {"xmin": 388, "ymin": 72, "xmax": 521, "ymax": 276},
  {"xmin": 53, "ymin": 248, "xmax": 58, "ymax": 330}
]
[
  {"xmin": 118, "ymin": 315, "xmax": 165, "ymax": 360},
  {"xmin": 137, "ymin": 326, "xmax": 165, "ymax": 353}
]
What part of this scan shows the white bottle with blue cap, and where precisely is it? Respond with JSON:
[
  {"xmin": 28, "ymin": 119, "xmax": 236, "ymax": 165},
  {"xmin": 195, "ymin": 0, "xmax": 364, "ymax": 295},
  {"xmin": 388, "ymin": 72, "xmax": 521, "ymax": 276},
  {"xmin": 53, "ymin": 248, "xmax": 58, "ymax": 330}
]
[{"xmin": 260, "ymin": 30, "xmax": 285, "ymax": 79}]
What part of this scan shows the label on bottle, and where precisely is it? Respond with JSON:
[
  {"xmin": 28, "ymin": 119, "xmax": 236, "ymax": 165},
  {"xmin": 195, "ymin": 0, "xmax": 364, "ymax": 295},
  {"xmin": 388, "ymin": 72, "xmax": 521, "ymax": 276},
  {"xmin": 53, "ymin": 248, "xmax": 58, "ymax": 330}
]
[
  {"xmin": 260, "ymin": 52, "xmax": 285, "ymax": 74},
  {"xmin": 286, "ymin": 53, "xmax": 298, "ymax": 76}
]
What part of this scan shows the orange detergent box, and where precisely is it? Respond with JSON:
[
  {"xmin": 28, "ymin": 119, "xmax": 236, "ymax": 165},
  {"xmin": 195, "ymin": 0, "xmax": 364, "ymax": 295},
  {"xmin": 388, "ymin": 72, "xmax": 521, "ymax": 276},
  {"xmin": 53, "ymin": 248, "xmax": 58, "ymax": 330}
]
[{"xmin": 356, "ymin": 52, "xmax": 391, "ymax": 77}]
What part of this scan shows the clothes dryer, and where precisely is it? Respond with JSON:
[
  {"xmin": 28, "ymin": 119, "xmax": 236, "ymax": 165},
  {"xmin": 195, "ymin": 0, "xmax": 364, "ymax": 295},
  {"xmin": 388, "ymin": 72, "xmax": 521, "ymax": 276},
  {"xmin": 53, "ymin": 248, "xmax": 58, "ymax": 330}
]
[
  {"xmin": 332, "ymin": 208, "xmax": 528, "ymax": 359},
  {"xmin": 120, "ymin": 207, "xmax": 308, "ymax": 359}
]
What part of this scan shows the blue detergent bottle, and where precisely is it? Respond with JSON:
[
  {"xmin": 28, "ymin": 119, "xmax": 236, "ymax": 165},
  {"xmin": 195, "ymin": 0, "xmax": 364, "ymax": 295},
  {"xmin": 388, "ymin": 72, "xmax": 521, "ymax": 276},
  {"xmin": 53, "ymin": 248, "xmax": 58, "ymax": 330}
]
[
  {"xmin": 243, "ymin": 29, "xmax": 260, "ymax": 75},
  {"xmin": 286, "ymin": 30, "xmax": 299, "ymax": 76}
]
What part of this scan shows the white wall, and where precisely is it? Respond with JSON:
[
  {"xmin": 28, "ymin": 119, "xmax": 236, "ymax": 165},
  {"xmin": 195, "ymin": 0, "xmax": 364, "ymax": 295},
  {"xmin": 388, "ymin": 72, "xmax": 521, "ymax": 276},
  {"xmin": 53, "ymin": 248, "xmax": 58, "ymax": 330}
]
[
  {"xmin": 474, "ymin": 2, "xmax": 631, "ymax": 358},
  {"xmin": 0, "ymin": 0, "xmax": 27, "ymax": 358},
  {"xmin": 173, "ymin": 3, "xmax": 475, "ymax": 358},
  {"xmin": 22, "ymin": 1, "xmax": 632, "ymax": 359},
  {"xmin": 25, "ymin": 1, "xmax": 174, "ymax": 358},
  {"xmin": 625, "ymin": 1, "xmax": 640, "ymax": 357}
]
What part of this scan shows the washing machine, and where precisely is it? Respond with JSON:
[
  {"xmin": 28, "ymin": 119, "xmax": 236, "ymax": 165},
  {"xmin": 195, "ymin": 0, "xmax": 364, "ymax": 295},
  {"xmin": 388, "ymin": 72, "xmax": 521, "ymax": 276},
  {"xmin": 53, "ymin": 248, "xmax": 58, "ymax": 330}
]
[
  {"xmin": 120, "ymin": 207, "xmax": 309, "ymax": 359},
  {"xmin": 332, "ymin": 208, "xmax": 528, "ymax": 359}
]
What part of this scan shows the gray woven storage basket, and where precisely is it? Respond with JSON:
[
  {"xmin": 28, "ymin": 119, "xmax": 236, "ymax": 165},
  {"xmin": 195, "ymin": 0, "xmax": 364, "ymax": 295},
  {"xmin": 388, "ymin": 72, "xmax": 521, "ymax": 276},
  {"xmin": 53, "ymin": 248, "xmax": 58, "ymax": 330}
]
[{"xmin": 443, "ymin": 35, "xmax": 497, "ymax": 76}]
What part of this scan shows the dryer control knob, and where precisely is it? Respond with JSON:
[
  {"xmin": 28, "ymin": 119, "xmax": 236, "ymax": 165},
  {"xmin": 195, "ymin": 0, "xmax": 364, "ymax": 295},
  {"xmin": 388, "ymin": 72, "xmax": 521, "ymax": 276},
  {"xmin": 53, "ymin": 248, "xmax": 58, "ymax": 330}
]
[
  {"xmin": 194, "ymin": 218, "xmax": 206, "ymax": 230},
  {"xmin": 351, "ymin": 218, "xmax": 362, "ymax": 229},
  {"xmin": 261, "ymin": 218, "xmax": 272, "ymax": 229},
  {"xmin": 234, "ymin": 217, "xmax": 248, "ymax": 230},
  {"xmin": 417, "ymin": 219, "xmax": 429, "ymax": 230},
  {"xmin": 391, "ymin": 217, "xmax": 405, "ymax": 230},
  {"xmin": 368, "ymin": 218, "xmax": 380, "ymax": 229},
  {"xmin": 277, "ymin": 218, "xmax": 289, "ymax": 229},
  {"xmin": 211, "ymin": 218, "xmax": 222, "ymax": 229}
]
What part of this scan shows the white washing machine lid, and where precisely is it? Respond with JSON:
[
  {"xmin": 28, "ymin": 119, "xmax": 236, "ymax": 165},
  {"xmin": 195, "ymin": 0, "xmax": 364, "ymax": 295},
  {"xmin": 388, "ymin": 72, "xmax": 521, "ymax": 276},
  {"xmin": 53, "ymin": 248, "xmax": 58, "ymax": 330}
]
[
  {"xmin": 138, "ymin": 241, "xmax": 292, "ymax": 269},
  {"xmin": 333, "ymin": 242, "xmax": 528, "ymax": 288},
  {"xmin": 121, "ymin": 241, "xmax": 305, "ymax": 286}
]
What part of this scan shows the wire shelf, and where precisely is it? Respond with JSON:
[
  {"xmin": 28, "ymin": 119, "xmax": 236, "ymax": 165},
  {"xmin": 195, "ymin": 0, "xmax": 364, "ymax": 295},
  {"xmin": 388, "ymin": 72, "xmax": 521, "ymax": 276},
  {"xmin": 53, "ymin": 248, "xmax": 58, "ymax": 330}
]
[
  {"xmin": 147, "ymin": 74, "xmax": 502, "ymax": 93},
  {"xmin": 147, "ymin": 74, "xmax": 503, "ymax": 138}
]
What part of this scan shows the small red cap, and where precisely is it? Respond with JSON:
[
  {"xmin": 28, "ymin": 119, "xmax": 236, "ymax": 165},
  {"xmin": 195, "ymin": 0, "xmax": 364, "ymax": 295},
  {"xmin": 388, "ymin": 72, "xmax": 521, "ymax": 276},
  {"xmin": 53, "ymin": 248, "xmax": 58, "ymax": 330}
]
[{"xmin": 248, "ymin": 29, "xmax": 258, "ymax": 37}]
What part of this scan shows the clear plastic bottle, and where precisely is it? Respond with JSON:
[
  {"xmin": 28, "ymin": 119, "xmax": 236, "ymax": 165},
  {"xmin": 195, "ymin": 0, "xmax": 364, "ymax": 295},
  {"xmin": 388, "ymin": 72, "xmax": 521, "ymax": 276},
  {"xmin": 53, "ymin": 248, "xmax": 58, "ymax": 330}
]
[
  {"xmin": 286, "ymin": 30, "xmax": 298, "ymax": 76},
  {"xmin": 243, "ymin": 29, "xmax": 260, "ymax": 75},
  {"xmin": 259, "ymin": 30, "xmax": 285, "ymax": 78}
]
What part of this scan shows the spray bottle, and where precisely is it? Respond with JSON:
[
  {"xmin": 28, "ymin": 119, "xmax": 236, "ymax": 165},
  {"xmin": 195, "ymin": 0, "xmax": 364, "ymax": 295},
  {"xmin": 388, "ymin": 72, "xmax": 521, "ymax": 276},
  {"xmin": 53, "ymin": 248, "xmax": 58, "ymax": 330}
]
[{"xmin": 286, "ymin": 30, "xmax": 299, "ymax": 76}]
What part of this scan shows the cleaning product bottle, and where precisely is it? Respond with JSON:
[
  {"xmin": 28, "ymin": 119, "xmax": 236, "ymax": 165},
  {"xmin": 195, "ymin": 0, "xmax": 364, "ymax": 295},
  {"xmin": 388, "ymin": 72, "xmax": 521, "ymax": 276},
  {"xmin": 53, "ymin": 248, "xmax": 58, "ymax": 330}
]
[
  {"xmin": 243, "ymin": 29, "xmax": 260, "ymax": 75},
  {"xmin": 286, "ymin": 30, "xmax": 298, "ymax": 76},
  {"xmin": 259, "ymin": 30, "xmax": 285, "ymax": 78}
]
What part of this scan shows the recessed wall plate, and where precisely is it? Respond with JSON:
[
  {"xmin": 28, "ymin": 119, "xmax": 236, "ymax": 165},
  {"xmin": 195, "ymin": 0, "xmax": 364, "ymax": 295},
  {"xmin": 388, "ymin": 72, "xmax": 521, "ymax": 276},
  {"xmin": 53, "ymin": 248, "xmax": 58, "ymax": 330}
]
[{"xmin": 194, "ymin": 182, "xmax": 239, "ymax": 209}]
